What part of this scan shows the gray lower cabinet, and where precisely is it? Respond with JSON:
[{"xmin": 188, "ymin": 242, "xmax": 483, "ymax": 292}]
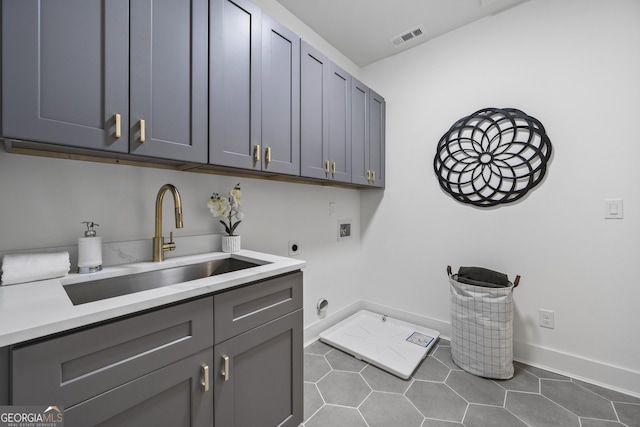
[
  {"xmin": 351, "ymin": 77, "xmax": 386, "ymax": 188},
  {"xmin": 210, "ymin": 0, "xmax": 300, "ymax": 175},
  {"xmin": 0, "ymin": 346, "xmax": 8, "ymax": 405},
  {"xmin": 8, "ymin": 271, "xmax": 303, "ymax": 427},
  {"xmin": 214, "ymin": 271, "xmax": 303, "ymax": 426},
  {"xmin": 1, "ymin": 0, "xmax": 208, "ymax": 163},
  {"xmin": 64, "ymin": 348, "xmax": 214, "ymax": 427},
  {"xmin": 11, "ymin": 297, "xmax": 214, "ymax": 426},
  {"xmin": 301, "ymin": 41, "xmax": 352, "ymax": 183}
]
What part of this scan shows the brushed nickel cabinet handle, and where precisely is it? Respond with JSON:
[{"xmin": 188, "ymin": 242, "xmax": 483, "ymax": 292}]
[
  {"xmin": 221, "ymin": 355, "xmax": 230, "ymax": 382},
  {"xmin": 201, "ymin": 364, "xmax": 210, "ymax": 392},
  {"xmin": 139, "ymin": 119, "xmax": 146, "ymax": 143},
  {"xmin": 254, "ymin": 145, "xmax": 261, "ymax": 162},
  {"xmin": 114, "ymin": 114, "xmax": 121, "ymax": 139}
]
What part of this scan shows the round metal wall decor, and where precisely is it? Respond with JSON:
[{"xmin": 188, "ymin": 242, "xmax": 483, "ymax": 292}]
[{"xmin": 433, "ymin": 107, "xmax": 552, "ymax": 207}]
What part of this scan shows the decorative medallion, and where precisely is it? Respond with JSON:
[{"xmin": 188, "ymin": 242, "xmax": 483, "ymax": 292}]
[{"xmin": 434, "ymin": 108, "xmax": 552, "ymax": 207}]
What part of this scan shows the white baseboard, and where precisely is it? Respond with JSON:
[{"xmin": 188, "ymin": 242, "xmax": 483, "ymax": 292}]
[
  {"xmin": 513, "ymin": 340, "xmax": 640, "ymax": 398},
  {"xmin": 304, "ymin": 299, "xmax": 640, "ymax": 398}
]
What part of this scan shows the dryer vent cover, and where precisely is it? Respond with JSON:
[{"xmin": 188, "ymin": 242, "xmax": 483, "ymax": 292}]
[{"xmin": 434, "ymin": 107, "xmax": 552, "ymax": 207}]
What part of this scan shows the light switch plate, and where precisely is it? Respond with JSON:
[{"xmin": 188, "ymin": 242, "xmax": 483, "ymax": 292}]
[{"xmin": 604, "ymin": 199, "xmax": 623, "ymax": 219}]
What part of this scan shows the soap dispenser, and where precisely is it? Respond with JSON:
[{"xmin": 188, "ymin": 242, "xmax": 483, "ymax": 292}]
[{"xmin": 78, "ymin": 221, "xmax": 102, "ymax": 273}]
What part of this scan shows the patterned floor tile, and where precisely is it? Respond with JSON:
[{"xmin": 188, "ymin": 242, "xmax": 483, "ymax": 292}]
[
  {"xmin": 359, "ymin": 391, "xmax": 424, "ymax": 427},
  {"xmin": 613, "ymin": 402, "xmax": 640, "ymax": 427},
  {"xmin": 446, "ymin": 370, "xmax": 506, "ymax": 406},
  {"xmin": 412, "ymin": 354, "xmax": 451, "ymax": 382},
  {"xmin": 463, "ymin": 404, "xmax": 528, "ymax": 427},
  {"xmin": 506, "ymin": 391, "xmax": 580, "ymax": 427},
  {"xmin": 406, "ymin": 381, "xmax": 467, "ymax": 422},
  {"xmin": 324, "ymin": 348, "xmax": 367, "ymax": 372},
  {"xmin": 360, "ymin": 364, "xmax": 412, "ymax": 393},
  {"xmin": 302, "ymin": 340, "xmax": 640, "ymax": 427},
  {"xmin": 303, "ymin": 353, "xmax": 331, "ymax": 382},
  {"xmin": 495, "ymin": 365, "xmax": 540, "ymax": 393},
  {"xmin": 304, "ymin": 405, "xmax": 367, "ymax": 427},
  {"xmin": 541, "ymin": 380, "xmax": 617, "ymax": 420},
  {"xmin": 316, "ymin": 370, "xmax": 371, "ymax": 407},
  {"xmin": 304, "ymin": 340, "xmax": 333, "ymax": 356},
  {"xmin": 573, "ymin": 379, "xmax": 640, "ymax": 405},
  {"xmin": 303, "ymin": 382, "xmax": 324, "ymax": 422}
]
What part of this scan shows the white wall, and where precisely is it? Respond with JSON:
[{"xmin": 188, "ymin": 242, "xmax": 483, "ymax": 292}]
[
  {"xmin": 0, "ymin": 148, "xmax": 362, "ymax": 328},
  {"xmin": 360, "ymin": 0, "xmax": 640, "ymax": 395}
]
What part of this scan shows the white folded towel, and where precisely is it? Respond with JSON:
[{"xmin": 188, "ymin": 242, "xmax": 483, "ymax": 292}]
[{"xmin": 1, "ymin": 252, "xmax": 71, "ymax": 286}]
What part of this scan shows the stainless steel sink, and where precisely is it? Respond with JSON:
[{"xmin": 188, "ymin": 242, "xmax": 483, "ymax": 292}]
[{"xmin": 64, "ymin": 257, "xmax": 267, "ymax": 305}]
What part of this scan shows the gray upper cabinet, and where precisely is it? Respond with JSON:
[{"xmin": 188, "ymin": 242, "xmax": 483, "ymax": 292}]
[
  {"xmin": 1, "ymin": 0, "xmax": 208, "ymax": 163},
  {"xmin": 210, "ymin": 0, "xmax": 300, "ymax": 175},
  {"xmin": 301, "ymin": 42, "xmax": 329, "ymax": 180},
  {"xmin": 301, "ymin": 42, "xmax": 352, "ymax": 183},
  {"xmin": 129, "ymin": 0, "xmax": 209, "ymax": 163},
  {"xmin": 260, "ymin": 14, "xmax": 301, "ymax": 176},
  {"xmin": 1, "ymin": 0, "xmax": 129, "ymax": 152},
  {"xmin": 351, "ymin": 78, "xmax": 370, "ymax": 186},
  {"xmin": 351, "ymin": 77, "xmax": 386, "ymax": 188},
  {"xmin": 328, "ymin": 62, "xmax": 352, "ymax": 183},
  {"xmin": 210, "ymin": 0, "xmax": 262, "ymax": 170},
  {"xmin": 369, "ymin": 89, "xmax": 386, "ymax": 187}
]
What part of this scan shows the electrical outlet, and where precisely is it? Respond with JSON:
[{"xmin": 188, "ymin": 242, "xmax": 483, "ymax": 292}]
[
  {"xmin": 288, "ymin": 240, "xmax": 300, "ymax": 256},
  {"xmin": 539, "ymin": 309, "xmax": 555, "ymax": 329}
]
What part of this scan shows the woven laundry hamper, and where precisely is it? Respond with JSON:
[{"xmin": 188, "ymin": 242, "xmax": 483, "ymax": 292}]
[{"xmin": 447, "ymin": 266, "xmax": 520, "ymax": 380}]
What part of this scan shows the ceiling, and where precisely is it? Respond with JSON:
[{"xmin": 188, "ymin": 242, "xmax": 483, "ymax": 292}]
[{"xmin": 276, "ymin": 0, "xmax": 530, "ymax": 67}]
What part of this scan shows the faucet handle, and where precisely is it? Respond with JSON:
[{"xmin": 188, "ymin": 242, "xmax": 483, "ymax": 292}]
[{"xmin": 169, "ymin": 231, "xmax": 174, "ymax": 243}]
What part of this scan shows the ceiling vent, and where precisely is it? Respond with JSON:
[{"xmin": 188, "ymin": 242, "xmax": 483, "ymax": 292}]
[{"xmin": 389, "ymin": 25, "xmax": 426, "ymax": 47}]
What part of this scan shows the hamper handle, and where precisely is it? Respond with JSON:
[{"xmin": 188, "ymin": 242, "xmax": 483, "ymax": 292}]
[{"xmin": 447, "ymin": 265, "xmax": 521, "ymax": 288}]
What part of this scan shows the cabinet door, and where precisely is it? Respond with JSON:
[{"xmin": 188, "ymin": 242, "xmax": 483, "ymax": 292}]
[
  {"xmin": 1, "ymin": 0, "xmax": 129, "ymax": 152},
  {"xmin": 328, "ymin": 63, "xmax": 352, "ymax": 183},
  {"xmin": 300, "ymin": 42, "xmax": 330, "ymax": 180},
  {"xmin": 369, "ymin": 89, "xmax": 386, "ymax": 188},
  {"xmin": 261, "ymin": 14, "xmax": 300, "ymax": 176},
  {"xmin": 210, "ymin": 0, "xmax": 262, "ymax": 170},
  {"xmin": 12, "ymin": 297, "xmax": 213, "ymax": 408},
  {"xmin": 0, "ymin": 347, "xmax": 7, "ymax": 405},
  {"xmin": 129, "ymin": 0, "xmax": 208, "ymax": 162},
  {"xmin": 351, "ymin": 77, "xmax": 370, "ymax": 186},
  {"xmin": 214, "ymin": 310, "xmax": 303, "ymax": 427},
  {"xmin": 64, "ymin": 349, "xmax": 214, "ymax": 427}
]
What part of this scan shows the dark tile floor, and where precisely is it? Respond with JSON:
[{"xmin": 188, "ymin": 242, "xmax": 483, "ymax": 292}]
[{"xmin": 303, "ymin": 339, "xmax": 640, "ymax": 427}]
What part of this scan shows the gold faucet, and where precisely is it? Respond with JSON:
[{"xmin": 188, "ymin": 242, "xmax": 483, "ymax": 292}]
[{"xmin": 152, "ymin": 184, "xmax": 183, "ymax": 262}]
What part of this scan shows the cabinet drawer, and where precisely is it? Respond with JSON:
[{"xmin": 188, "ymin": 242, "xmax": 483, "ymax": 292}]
[
  {"xmin": 12, "ymin": 297, "xmax": 213, "ymax": 407},
  {"xmin": 214, "ymin": 271, "xmax": 302, "ymax": 343}
]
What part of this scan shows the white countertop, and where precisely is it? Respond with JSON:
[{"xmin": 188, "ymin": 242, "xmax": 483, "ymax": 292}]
[{"xmin": 0, "ymin": 250, "xmax": 305, "ymax": 347}]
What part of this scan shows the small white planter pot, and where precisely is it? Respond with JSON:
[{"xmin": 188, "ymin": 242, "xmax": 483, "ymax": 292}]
[{"xmin": 222, "ymin": 235, "xmax": 241, "ymax": 253}]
